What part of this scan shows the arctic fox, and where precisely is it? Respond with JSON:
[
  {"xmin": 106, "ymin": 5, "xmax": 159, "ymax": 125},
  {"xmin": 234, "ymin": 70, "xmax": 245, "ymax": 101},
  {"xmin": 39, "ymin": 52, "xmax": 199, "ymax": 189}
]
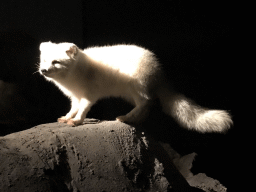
[{"xmin": 38, "ymin": 42, "xmax": 232, "ymax": 133}]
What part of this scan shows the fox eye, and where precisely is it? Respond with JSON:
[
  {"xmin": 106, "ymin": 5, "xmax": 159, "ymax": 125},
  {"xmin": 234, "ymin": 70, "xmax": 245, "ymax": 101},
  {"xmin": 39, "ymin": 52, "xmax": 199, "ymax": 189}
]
[{"xmin": 52, "ymin": 60, "xmax": 61, "ymax": 65}]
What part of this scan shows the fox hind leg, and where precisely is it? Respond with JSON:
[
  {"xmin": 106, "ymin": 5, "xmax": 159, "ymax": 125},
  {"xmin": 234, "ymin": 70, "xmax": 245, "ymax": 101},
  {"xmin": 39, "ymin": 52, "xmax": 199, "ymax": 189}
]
[{"xmin": 116, "ymin": 96, "xmax": 152, "ymax": 124}]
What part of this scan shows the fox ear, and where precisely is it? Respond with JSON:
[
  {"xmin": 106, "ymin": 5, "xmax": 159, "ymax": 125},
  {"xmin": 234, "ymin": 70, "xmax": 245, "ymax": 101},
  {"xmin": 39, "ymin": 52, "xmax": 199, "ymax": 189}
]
[
  {"xmin": 66, "ymin": 45, "xmax": 78, "ymax": 59},
  {"xmin": 39, "ymin": 41, "xmax": 52, "ymax": 51}
]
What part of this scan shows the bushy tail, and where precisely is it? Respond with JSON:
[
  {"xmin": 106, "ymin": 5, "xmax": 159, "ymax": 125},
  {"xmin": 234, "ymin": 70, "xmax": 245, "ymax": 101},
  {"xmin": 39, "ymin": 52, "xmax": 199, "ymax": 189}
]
[{"xmin": 157, "ymin": 85, "xmax": 233, "ymax": 133}]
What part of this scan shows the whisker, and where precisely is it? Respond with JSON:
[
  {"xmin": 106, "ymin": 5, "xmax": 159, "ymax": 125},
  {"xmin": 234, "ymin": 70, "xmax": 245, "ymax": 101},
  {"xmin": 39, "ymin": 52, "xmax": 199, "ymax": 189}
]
[
  {"xmin": 32, "ymin": 62, "xmax": 41, "ymax": 75},
  {"xmin": 33, "ymin": 71, "xmax": 39, "ymax": 75}
]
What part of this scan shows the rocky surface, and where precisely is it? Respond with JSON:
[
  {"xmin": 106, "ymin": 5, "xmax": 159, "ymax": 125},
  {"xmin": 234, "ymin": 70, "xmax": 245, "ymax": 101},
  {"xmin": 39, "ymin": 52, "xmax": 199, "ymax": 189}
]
[
  {"xmin": 160, "ymin": 143, "xmax": 227, "ymax": 192},
  {"xmin": 0, "ymin": 120, "xmax": 226, "ymax": 191}
]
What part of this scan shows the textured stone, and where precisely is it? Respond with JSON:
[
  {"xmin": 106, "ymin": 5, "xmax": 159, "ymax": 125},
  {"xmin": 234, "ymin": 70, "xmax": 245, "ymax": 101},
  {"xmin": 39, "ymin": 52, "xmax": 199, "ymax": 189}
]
[{"xmin": 0, "ymin": 120, "xmax": 193, "ymax": 192}]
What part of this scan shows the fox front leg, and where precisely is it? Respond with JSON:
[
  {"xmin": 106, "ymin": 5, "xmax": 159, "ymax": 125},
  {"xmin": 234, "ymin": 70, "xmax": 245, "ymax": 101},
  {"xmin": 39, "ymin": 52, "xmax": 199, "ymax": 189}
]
[
  {"xmin": 67, "ymin": 98, "xmax": 94, "ymax": 126},
  {"xmin": 58, "ymin": 97, "xmax": 79, "ymax": 123}
]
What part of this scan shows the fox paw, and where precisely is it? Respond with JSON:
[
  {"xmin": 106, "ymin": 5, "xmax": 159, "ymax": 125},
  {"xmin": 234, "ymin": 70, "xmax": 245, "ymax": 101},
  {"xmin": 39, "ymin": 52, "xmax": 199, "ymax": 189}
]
[
  {"xmin": 67, "ymin": 119, "xmax": 83, "ymax": 127},
  {"xmin": 116, "ymin": 115, "xmax": 126, "ymax": 122},
  {"xmin": 116, "ymin": 115, "xmax": 136, "ymax": 123},
  {"xmin": 116, "ymin": 115, "xmax": 142, "ymax": 124},
  {"xmin": 58, "ymin": 116, "xmax": 69, "ymax": 123}
]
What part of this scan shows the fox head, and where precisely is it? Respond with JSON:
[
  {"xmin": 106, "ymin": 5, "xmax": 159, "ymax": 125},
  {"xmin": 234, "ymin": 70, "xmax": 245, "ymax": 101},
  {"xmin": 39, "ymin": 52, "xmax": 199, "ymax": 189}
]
[{"xmin": 39, "ymin": 42, "xmax": 79, "ymax": 80}]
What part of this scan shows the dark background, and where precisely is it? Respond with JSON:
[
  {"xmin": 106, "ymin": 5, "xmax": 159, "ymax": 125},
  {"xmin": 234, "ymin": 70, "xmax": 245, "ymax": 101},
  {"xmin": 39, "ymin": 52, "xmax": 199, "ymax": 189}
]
[{"xmin": 1, "ymin": 0, "xmax": 241, "ymax": 190}]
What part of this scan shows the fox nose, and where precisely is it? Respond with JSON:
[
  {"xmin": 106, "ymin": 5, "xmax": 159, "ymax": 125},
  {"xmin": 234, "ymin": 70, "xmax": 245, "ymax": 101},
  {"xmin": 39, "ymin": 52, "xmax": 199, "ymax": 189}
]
[{"xmin": 40, "ymin": 69, "xmax": 48, "ymax": 74}]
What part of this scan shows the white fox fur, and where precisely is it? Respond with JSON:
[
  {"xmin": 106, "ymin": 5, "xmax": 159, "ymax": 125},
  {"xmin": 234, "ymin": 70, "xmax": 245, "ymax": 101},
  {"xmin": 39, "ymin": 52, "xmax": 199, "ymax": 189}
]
[{"xmin": 38, "ymin": 42, "xmax": 232, "ymax": 132}]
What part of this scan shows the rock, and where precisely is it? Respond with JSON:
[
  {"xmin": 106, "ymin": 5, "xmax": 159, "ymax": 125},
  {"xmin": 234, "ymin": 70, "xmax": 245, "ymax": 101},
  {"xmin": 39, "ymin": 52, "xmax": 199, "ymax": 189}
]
[
  {"xmin": 0, "ymin": 120, "xmax": 195, "ymax": 192},
  {"xmin": 173, "ymin": 152, "xmax": 197, "ymax": 179},
  {"xmin": 160, "ymin": 142, "xmax": 227, "ymax": 192},
  {"xmin": 187, "ymin": 173, "xmax": 227, "ymax": 192},
  {"xmin": 160, "ymin": 143, "xmax": 227, "ymax": 192}
]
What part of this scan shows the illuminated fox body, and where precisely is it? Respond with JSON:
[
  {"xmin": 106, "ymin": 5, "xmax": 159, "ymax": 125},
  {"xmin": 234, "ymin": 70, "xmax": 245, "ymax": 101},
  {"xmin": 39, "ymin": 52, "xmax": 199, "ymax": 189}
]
[{"xmin": 39, "ymin": 42, "xmax": 232, "ymax": 132}]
